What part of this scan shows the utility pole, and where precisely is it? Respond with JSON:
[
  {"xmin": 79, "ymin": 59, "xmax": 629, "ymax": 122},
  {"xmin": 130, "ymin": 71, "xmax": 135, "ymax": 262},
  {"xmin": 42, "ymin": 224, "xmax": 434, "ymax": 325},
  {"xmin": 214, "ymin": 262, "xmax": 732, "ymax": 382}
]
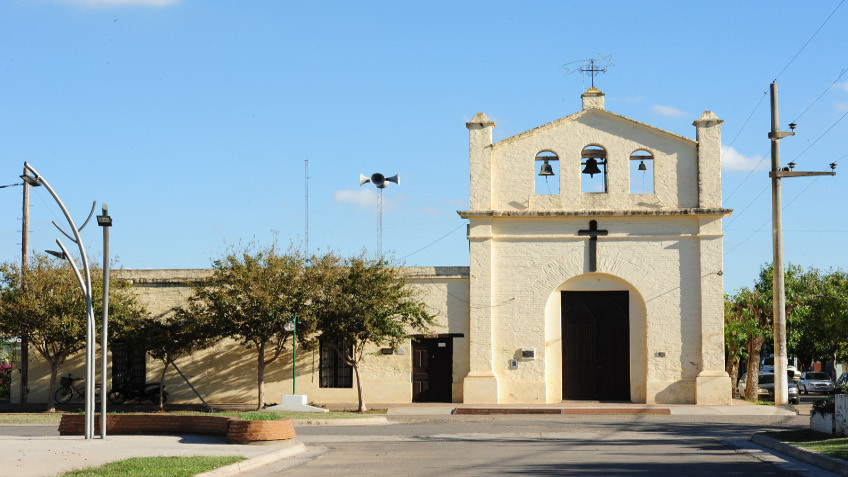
[
  {"xmin": 768, "ymin": 82, "xmax": 836, "ymax": 406},
  {"xmin": 20, "ymin": 164, "xmax": 29, "ymax": 405}
]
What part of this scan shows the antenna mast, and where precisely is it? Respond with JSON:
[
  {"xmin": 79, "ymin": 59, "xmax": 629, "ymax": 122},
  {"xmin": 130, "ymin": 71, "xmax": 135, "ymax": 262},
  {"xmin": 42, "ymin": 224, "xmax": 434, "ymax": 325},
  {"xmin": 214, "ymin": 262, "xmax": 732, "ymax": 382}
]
[{"xmin": 305, "ymin": 159, "xmax": 309, "ymax": 254}]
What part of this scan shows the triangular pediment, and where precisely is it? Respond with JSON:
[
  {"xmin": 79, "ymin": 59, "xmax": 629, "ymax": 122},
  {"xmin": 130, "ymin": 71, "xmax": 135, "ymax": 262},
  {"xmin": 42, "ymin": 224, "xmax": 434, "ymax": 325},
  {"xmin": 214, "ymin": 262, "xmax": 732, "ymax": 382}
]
[{"xmin": 493, "ymin": 108, "xmax": 696, "ymax": 149}]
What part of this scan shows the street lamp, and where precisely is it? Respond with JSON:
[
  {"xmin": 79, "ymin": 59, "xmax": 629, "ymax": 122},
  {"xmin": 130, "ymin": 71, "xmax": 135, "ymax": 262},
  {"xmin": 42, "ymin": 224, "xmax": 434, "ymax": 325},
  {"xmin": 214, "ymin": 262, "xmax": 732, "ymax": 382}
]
[
  {"xmin": 22, "ymin": 162, "xmax": 98, "ymax": 440},
  {"xmin": 96, "ymin": 205, "xmax": 111, "ymax": 439},
  {"xmin": 284, "ymin": 317, "xmax": 297, "ymax": 395}
]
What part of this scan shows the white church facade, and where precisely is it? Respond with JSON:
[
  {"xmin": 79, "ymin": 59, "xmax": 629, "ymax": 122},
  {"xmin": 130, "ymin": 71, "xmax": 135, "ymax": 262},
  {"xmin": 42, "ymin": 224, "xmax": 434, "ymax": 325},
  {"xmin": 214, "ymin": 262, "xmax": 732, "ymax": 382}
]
[
  {"xmin": 460, "ymin": 88, "xmax": 731, "ymax": 405},
  {"xmin": 13, "ymin": 88, "xmax": 732, "ymax": 406}
]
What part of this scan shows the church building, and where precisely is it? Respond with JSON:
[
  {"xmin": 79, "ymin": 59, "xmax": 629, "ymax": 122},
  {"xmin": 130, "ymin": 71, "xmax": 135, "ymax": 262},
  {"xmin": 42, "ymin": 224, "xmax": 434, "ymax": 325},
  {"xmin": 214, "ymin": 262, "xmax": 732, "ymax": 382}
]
[
  {"xmin": 459, "ymin": 87, "xmax": 731, "ymax": 405},
  {"xmin": 12, "ymin": 88, "xmax": 733, "ymax": 406}
]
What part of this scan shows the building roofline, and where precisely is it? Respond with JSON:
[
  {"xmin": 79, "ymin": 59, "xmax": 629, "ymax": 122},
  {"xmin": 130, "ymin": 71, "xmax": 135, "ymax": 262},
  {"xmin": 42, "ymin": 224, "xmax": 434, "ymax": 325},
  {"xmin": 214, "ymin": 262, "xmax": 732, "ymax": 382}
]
[
  {"xmin": 458, "ymin": 208, "xmax": 732, "ymax": 218},
  {"xmin": 493, "ymin": 108, "xmax": 697, "ymax": 148}
]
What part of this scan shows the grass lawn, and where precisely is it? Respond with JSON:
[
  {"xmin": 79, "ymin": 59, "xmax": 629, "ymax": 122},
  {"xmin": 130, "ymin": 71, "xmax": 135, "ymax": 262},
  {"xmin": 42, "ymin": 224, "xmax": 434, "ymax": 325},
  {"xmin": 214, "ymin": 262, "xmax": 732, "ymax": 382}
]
[
  {"xmin": 0, "ymin": 409, "xmax": 386, "ymax": 424},
  {"xmin": 185, "ymin": 410, "xmax": 387, "ymax": 420},
  {"xmin": 0, "ymin": 412, "xmax": 63, "ymax": 424},
  {"xmin": 62, "ymin": 455, "xmax": 245, "ymax": 476},
  {"xmin": 764, "ymin": 430, "xmax": 848, "ymax": 461}
]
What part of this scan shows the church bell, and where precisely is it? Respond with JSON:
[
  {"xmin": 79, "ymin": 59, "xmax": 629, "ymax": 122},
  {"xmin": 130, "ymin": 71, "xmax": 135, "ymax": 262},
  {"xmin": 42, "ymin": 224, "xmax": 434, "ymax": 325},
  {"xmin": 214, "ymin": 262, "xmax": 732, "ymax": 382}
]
[
  {"xmin": 638, "ymin": 160, "xmax": 647, "ymax": 171},
  {"xmin": 538, "ymin": 159, "xmax": 554, "ymax": 176},
  {"xmin": 581, "ymin": 158, "xmax": 603, "ymax": 178}
]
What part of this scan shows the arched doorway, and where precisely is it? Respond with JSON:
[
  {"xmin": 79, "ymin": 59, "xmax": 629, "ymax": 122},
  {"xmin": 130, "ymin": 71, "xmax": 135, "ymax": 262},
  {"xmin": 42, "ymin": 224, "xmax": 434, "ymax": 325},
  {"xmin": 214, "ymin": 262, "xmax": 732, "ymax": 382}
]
[{"xmin": 544, "ymin": 273, "xmax": 647, "ymax": 403}]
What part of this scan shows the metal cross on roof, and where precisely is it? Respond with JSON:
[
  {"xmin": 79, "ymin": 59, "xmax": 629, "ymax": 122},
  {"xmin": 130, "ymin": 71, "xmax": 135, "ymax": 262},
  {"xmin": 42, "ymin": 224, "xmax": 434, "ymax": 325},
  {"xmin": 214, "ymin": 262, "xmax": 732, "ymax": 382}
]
[{"xmin": 563, "ymin": 55, "xmax": 615, "ymax": 89}]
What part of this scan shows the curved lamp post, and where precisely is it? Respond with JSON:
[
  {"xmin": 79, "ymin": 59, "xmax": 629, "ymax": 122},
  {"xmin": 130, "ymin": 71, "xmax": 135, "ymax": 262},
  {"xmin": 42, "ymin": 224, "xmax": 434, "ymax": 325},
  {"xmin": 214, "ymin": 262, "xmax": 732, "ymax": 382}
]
[{"xmin": 21, "ymin": 162, "xmax": 98, "ymax": 440}]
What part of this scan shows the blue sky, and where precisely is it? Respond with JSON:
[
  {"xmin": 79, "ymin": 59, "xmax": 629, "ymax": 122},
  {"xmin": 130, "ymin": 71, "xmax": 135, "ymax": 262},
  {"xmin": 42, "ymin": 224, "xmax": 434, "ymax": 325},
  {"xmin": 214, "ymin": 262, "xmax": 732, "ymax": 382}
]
[{"xmin": 1, "ymin": 0, "xmax": 846, "ymax": 293}]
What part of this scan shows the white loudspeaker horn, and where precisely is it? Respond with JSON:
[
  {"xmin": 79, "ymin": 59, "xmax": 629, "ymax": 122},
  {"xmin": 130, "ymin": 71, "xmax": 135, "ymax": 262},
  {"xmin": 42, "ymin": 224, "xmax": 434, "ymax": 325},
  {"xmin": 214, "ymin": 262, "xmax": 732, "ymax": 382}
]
[{"xmin": 360, "ymin": 172, "xmax": 399, "ymax": 189}]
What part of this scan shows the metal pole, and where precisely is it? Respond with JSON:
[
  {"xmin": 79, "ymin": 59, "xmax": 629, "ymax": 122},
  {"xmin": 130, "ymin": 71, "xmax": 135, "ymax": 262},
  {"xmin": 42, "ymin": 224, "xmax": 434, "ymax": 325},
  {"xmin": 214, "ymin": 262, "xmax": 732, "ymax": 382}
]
[
  {"xmin": 170, "ymin": 360, "xmax": 211, "ymax": 412},
  {"xmin": 770, "ymin": 82, "xmax": 789, "ymax": 406},
  {"xmin": 20, "ymin": 165, "xmax": 29, "ymax": 405},
  {"xmin": 292, "ymin": 318, "xmax": 297, "ymax": 395},
  {"xmin": 22, "ymin": 162, "xmax": 95, "ymax": 438},
  {"xmin": 100, "ymin": 205, "xmax": 110, "ymax": 438}
]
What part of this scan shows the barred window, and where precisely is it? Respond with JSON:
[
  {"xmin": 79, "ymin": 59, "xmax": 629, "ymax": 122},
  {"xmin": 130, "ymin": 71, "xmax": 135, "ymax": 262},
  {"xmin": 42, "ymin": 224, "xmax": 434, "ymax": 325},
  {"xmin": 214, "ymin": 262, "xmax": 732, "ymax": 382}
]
[
  {"xmin": 320, "ymin": 340, "xmax": 353, "ymax": 388},
  {"xmin": 111, "ymin": 342, "xmax": 147, "ymax": 389}
]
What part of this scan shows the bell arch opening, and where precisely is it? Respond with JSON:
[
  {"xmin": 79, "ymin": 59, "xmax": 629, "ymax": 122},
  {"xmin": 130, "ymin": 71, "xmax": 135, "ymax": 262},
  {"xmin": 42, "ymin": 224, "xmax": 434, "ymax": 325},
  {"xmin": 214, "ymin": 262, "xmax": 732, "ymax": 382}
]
[{"xmin": 543, "ymin": 273, "xmax": 647, "ymax": 403}]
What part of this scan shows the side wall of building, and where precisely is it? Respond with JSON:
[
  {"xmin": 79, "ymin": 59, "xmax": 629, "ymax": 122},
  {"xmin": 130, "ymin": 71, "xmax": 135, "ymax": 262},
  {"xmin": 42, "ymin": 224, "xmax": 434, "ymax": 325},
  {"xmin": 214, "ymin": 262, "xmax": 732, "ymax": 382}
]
[{"xmin": 11, "ymin": 267, "xmax": 470, "ymax": 405}]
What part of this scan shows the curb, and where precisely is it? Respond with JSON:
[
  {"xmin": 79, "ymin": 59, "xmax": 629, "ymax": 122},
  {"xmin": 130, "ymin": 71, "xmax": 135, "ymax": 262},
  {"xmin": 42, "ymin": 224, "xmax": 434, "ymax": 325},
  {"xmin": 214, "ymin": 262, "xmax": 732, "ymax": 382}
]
[
  {"xmin": 752, "ymin": 433, "xmax": 848, "ymax": 476},
  {"xmin": 292, "ymin": 416, "xmax": 391, "ymax": 426},
  {"xmin": 454, "ymin": 408, "xmax": 670, "ymax": 415},
  {"xmin": 195, "ymin": 440, "xmax": 306, "ymax": 477}
]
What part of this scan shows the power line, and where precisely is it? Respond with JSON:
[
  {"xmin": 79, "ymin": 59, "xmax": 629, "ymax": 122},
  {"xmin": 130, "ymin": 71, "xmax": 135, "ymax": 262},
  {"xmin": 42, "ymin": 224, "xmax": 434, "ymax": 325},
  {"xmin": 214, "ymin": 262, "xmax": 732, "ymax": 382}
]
[
  {"xmin": 725, "ymin": 65, "xmax": 848, "ymax": 205},
  {"xmin": 399, "ymin": 223, "xmax": 466, "ymax": 261},
  {"xmin": 725, "ymin": 76, "xmax": 848, "ymax": 223},
  {"xmin": 724, "ymin": 155, "xmax": 845, "ymax": 257},
  {"xmin": 791, "ymin": 67, "xmax": 848, "ymax": 124},
  {"xmin": 724, "ymin": 0, "xmax": 846, "ymax": 205},
  {"xmin": 773, "ymin": 0, "xmax": 845, "ymax": 82},
  {"xmin": 790, "ymin": 109, "xmax": 848, "ymax": 164},
  {"xmin": 723, "ymin": 148, "xmax": 770, "ymax": 204},
  {"xmin": 724, "ymin": 183, "xmax": 770, "ymax": 229}
]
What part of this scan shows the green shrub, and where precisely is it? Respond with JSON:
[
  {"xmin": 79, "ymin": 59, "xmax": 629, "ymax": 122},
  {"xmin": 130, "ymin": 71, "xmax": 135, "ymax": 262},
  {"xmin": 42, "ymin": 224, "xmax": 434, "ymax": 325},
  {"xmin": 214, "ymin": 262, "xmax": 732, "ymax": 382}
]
[
  {"xmin": 0, "ymin": 363, "xmax": 10, "ymax": 400},
  {"xmin": 812, "ymin": 396, "xmax": 836, "ymax": 417}
]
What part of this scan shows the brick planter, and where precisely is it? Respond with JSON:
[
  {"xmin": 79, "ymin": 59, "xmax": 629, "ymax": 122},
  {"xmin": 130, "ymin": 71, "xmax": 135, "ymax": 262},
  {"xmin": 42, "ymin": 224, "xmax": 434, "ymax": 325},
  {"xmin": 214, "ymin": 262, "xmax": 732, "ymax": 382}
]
[{"xmin": 58, "ymin": 414, "xmax": 296, "ymax": 443}]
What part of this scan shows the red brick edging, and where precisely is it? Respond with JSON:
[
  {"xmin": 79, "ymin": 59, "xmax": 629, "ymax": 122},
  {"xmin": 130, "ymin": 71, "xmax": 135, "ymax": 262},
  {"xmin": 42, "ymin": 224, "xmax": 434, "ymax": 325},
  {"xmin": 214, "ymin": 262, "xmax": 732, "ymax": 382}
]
[{"xmin": 58, "ymin": 414, "xmax": 296, "ymax": 443}]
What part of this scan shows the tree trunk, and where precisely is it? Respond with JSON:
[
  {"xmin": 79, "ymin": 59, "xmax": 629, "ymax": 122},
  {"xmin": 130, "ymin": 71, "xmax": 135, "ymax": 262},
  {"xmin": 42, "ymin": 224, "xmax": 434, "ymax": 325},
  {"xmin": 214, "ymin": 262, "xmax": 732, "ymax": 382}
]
[
  {"xmin": 47, "ymin": 361, "xmax": 58, "ymax": 412},
  {"xmin": 257, "ymin": 343, "xmax": 265, "ymax": 411},
  {"xmin": 833, "ymin": 352, "xmax": 839, "ymax": 381},
  {"xmin": 353, "ymin": 362, "xmax": 366, "ymax": 412},
  {"xmin": 20, "ymin": 337, "xmax": 28, "ymax": 404},
  {"xmin": 158, "ymin": 360, "xmax": 168, "ymax": 412},
  {"xmin": 745, "ymin": 336, "xmax": 764, "ymax": 401},
  {"xmin": 726, "ymin": 347, "xmax": 741, "ymax": 398},
  {"xmin": 729, "ymin": 358, "xmax": 741, "ymax": 398}
]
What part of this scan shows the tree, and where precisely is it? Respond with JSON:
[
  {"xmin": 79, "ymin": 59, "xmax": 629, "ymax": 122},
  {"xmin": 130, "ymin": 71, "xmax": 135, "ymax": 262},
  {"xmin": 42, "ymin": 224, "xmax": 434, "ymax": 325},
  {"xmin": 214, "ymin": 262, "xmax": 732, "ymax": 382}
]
[
  {"xmin": 313, "ymin": 255, "xmax": 435, "ymax": 412},
  {"xmin": 728, "ymin": 262, "xmax": 806, "ymax": 401},
  {"xmin": 0, "ymin": 254, "xmax": 147, "ymax": 411},
  {"xmin": 178, "ymin": 244, "xmax": 314, "ymax": 410},
  {"xmin": 725, "ymin": 287, "xmax": 771, "ymax": 401},
  {"xmin": 794, "ymin": 269, "xmax": 848, "ymax": 377},
  {"xmin": 724, "ymin": 292, "xmax": 749, "ymax": 396},
  {"xmin": 126, "ymin": 311, "xmax": 215, "ymax": 411}
]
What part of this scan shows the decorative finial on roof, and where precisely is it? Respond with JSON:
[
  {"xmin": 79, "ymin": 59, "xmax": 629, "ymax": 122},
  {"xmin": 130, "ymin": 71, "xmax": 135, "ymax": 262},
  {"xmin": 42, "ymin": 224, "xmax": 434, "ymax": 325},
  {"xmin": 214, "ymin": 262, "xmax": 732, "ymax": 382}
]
[
  {"xmin": 693, "ymin": 111, "xmax": 723, "ymax": 127},
  {"xmin": 582, "ymin": 88, "xmax": 605, "ymax": 110},
  {"xmin": 466, "ymin": 112, "xmax": 495, "ymax": 129}
]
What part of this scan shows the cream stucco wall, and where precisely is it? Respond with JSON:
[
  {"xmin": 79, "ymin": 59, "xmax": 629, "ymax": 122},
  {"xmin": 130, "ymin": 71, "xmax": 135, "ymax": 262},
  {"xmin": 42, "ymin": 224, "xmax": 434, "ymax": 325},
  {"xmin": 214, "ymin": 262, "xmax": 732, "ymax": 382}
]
[{"xmin": 12, "ymin": 267, "xmax": 470, "ymax": 405}]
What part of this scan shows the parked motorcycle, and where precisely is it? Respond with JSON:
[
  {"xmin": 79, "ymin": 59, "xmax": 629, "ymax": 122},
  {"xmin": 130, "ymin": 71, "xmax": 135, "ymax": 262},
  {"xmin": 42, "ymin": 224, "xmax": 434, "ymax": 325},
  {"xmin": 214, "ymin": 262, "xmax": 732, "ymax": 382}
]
[{"xmin": 107, "ymin": 381, "xmax": 168, "ymax": 405}]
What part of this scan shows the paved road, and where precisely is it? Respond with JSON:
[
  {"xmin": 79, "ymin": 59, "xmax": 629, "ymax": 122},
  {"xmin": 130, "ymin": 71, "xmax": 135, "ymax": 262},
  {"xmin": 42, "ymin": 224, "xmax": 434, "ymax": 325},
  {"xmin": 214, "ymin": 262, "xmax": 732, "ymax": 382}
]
[{"xmin": 248, "ymin": 414, "xmax": 833, "ymax": 476}]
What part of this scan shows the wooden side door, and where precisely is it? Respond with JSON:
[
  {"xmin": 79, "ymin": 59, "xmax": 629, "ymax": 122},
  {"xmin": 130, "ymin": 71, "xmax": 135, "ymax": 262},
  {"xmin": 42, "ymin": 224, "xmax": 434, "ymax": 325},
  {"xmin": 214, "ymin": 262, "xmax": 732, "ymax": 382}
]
[{"xmin": 412, "ymin": 338, "xmax": 453, "ymax": 402}]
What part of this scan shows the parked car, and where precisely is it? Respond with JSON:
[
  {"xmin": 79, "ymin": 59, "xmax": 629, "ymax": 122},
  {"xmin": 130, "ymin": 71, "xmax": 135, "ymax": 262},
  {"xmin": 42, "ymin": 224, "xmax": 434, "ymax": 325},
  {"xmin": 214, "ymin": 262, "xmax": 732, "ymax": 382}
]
[
  {"xmin": 798, "ymin": 371, "xmax": 835, "ymax": 395},
  {"xmin": 737, "ymin": 372, "xmax": 800, "ymax": 404},
  {"xmin": 759, "ymin": 355, "xmax": 800, "ymax": 382}
]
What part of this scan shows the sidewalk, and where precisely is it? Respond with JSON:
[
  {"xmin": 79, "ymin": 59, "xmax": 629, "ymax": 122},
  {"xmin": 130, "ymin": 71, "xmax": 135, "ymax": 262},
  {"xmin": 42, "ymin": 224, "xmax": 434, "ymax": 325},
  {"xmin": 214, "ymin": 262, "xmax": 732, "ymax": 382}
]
[
  {"xmin": 1, "ymin": 433, "xmax": 304, "ymax": 477},
  {"xmin": 342, "ymin": 399, "xmax": 801, "ymax": 416}
]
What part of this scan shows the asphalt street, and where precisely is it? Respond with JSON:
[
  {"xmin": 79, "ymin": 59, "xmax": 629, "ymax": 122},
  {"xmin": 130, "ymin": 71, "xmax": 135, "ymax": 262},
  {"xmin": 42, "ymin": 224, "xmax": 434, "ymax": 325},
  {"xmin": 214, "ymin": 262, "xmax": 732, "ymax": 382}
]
[{"xmin": 244, "ymin": 413, "xmax": 833, "ymax": 476}]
